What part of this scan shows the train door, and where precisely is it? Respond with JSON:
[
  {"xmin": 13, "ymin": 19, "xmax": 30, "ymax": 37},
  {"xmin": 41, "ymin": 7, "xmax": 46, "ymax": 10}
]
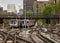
[{"xmin": 21, "ymin": 19, "xmax": 29, "ymax": 28}]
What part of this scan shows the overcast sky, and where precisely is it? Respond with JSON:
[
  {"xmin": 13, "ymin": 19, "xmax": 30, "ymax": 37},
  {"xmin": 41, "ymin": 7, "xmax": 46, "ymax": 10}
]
[
  {"xmin": 37, "ymin": 0, "xmax": 48, "ymax": 1},
  {"xmin": 0, "ymin": 0, "xmax": 23, "ymax": 12},
  {"xmin": 0, "ymin": 0, "xmax": 48, "ymax": 12}
]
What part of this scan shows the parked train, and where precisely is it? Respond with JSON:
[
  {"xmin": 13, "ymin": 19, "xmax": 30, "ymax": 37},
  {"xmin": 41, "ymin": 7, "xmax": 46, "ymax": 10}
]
[{"xmin": 9, "ymin": 19, "xmax": 36, "ymax": 28}]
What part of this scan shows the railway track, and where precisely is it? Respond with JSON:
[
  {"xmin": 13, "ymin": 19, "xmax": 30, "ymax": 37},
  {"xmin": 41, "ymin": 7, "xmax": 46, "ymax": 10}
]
[
  {"xmin": 51, "ymin": 34, "xmax": 60, "ymax": 42},
  {"xmin": 0, "ymin": 31, "xmax": 32, "ymax": 43},
  {"xmin": 29, "ymin": 29, "xmax": 55, "ymax": 43},
  {"xmin": 30, "ymin": 32, "xmax": 44, "ymax": 43},
  {"xmin": 37, "ymin": 33, "xmax": 55, "ymax": 43},
  {"xmin": 0, "ymin": 28, "xmax": 59, "ymax": 43},
  {"xmin": 49, "ymin": 32, "xmax": 60, "ymax": 43},
  {"xmin": 16, "ymin": 36, "xmax": 32, "ymax": 43}
]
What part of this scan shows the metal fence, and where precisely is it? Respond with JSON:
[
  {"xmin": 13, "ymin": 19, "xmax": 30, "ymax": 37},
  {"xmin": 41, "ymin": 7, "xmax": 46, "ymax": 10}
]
[{"xmin": 0, "ymin": 14, "xmax": 59, "ymax": 19}]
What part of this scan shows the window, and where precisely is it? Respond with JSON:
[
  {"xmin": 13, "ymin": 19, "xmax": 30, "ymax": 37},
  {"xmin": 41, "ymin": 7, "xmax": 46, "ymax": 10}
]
[
  {"xmin": 11, "ymin": 20, "xmax": 16, "ymax": 24},
  {"xmin": 27, "ymin": 21, "xmax": 29, "ymax": 23}
]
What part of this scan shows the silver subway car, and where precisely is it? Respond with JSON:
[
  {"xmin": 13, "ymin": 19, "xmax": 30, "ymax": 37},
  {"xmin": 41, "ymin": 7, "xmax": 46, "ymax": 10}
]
[{"xmin": 9, "ymin": 19, "xmax": 30, "ymax": 28}]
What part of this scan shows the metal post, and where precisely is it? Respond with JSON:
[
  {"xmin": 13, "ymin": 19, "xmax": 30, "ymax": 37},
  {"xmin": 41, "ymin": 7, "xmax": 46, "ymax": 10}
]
[
  {"xmin": 23, "ymin": 0, "xmax": 27, "ymax": 37},
  {"xmin": 15, "ymin": 32, "xmax": 16, "ymax": 43},
  {"xmin": 24, "ymin": 0, "xmax": 27, "ymax": 30},
  {"xmin": 3, "ymin": 23, "xmax": 4, "ymax": 29},
  {"xmin": 36, "ymin": 4, "xmax": 38, "ymax": 18}
]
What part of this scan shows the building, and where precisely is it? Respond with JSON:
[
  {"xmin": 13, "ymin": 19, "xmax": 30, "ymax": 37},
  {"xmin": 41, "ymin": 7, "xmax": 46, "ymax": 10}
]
[
  {"xmin": 33, "ymin": 0, "xmax": 60, "ymax": 15},
  {"xmin": 18, "ymin": 9, "xmax": 23, "ymax": 15},
  {"xmin": 7, "ymin": 4, "xmax": 17, "ymax": 13},
  {"xmin": 7, "ymin": 12, "xmax": 17, "ymax": 15},
  {"xmin": 49, "ymin": 0, "xmax": 60, "ymax": 4},
  {"xmin": 56, "ymin": 0, "xmax": 60, "ymax": 3},
  {"xmin": 0, "ymin": 7, "xmax": 3, "ymax": 12},
  {"xmin": 3, "ymin": 10, "xmax": 7, "ymax": 14},
  {"xmin": 49, "ymin": 0, "xmax": 54, "ymax": 4},
  {"xmin": 0, "ymin": 7, "xmax": 3, "ymax": 14},
  {"xmin": 33, "ymin": 1, "xmax": 49, "ymax": 14},
  {"xmin": 23, "ymin": 0, "xmax": 37, "ymax": 15},
  {"xmin": 48, "ymin": 0, "xmax": 60, "ymax": 14}
]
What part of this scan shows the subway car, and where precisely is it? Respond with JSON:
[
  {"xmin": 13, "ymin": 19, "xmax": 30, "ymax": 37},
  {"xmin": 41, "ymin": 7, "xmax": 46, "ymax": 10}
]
[{"xmin": 9, "ymin": 19, "xmax": 35, "ymax": 28}]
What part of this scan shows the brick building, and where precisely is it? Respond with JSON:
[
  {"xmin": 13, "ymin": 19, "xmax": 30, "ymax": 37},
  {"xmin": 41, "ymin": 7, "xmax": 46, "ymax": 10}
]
[{"xmin": 33, "ymin": 1, "xmax": 49, "ymax": 14}]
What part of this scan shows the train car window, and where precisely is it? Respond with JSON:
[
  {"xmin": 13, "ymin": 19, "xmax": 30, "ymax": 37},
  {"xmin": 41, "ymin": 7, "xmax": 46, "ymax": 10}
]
[
  {"xmin": 11, "ymin": 20, "xmax": 14, "ymax": 24},
  {"xmin": 11, "ymin": 20, "xmax": 16, "ymax": 24},
  {"xmin": 14, "ymin": 21, "xmax": 16, "ymax": 24},
  {"xmin": 27, "ymin": 21, "xmax": 29, "ymax": 23}
]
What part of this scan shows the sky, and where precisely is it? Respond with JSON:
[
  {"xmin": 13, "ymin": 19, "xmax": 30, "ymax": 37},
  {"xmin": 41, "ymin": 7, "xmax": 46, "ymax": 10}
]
[
  {"xmin": 0, "ymin": 0, "xmax": 48, "ymax": 12},
  {"xmin": 0, "ymin": 0, "xmax": 23, "ymax": 12},
  {"xmin": 37, "ymin": 0, "xmax": 48, "ymax": 1}
]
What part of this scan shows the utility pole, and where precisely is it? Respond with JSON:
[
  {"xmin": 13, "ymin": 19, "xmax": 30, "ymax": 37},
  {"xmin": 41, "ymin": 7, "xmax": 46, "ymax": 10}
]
[
  {"xmin": 24, "ymin": 0, "xmax": 27, "ymax": 30},
  {"xmin": 53, "ymin": 0, "xmax": 60, "ymax": 23},
  {"xmin": 53, "ymin": 0, "xmax": 56, "ymax": 4},
  {"xmin": 14, "ymin": 32, "xmax": 16, "ymax": 43},
  {"xmin": 36, "ymin": 3, "xmax": 38, "ymax": 18},
  {"xmin": 23, "ymin": 0, "xmax": 27, "ymax": 37}
]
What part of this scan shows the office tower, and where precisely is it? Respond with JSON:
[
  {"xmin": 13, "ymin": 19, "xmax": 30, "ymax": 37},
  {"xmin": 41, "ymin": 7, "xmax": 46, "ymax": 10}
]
[
  {"xmin": 7, "ymin": 4, "xmax": 17, "ymax": 13},
  {"xmin": 23, "ymin": 0, "xmax": 37, "ymax": 15}
]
